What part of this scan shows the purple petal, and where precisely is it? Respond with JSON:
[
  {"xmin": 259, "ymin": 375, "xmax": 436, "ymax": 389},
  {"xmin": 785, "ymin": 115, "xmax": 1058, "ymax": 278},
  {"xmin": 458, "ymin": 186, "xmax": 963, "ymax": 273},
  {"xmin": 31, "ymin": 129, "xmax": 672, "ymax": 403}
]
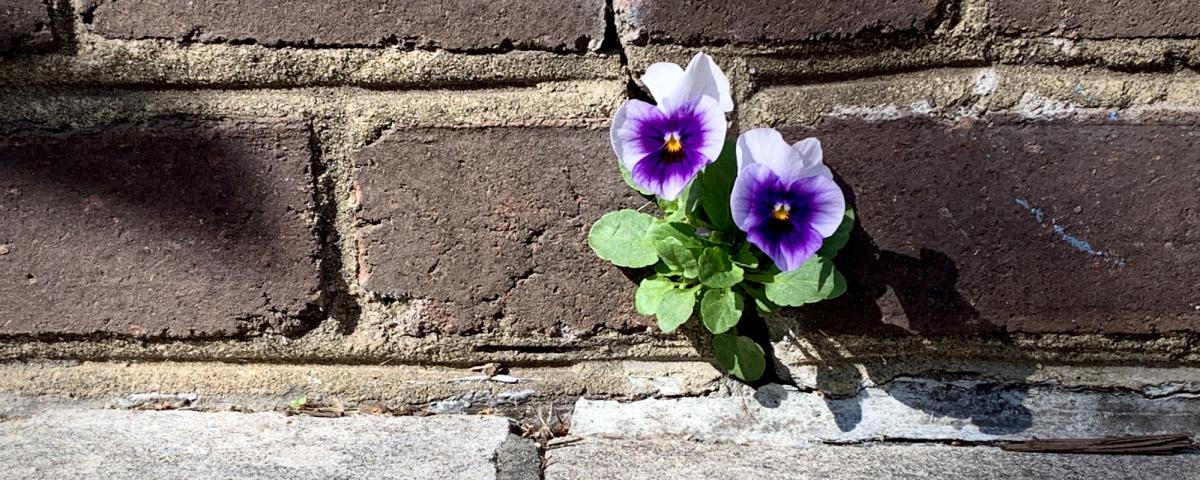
[
  {"xmin": 610, "ymin": 99, "xmax": 668, "ymax": 172},
  {"xmin": 731, "ymin": 165, "xmax": 846, "ymax": 271},
  {"xmin": 748, "ymin": 221, "xmax": 824, "ymax": 272},
  {"xmin": 612, "ymin": 96, "xmax": 726, "ymax": 200},
  {"xmin": 631, "ymin": 148, "xmax": 708, "ymax": 201}
]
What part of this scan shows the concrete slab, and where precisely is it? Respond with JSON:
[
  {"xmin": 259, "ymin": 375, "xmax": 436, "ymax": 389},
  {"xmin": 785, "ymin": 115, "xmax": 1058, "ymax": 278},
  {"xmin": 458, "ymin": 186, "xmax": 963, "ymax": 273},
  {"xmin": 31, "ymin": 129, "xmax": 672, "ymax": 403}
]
[
  {"xmin": 572, "ymin": 381, "xmax": 1200, "ymax": 445},
  {"xmin": 0, "ymin": 409, "xmax": 514, "ymax": 480},
  {"xmin": 545, "ymin": 438, "xmax": 1200, "ymax": 480}
]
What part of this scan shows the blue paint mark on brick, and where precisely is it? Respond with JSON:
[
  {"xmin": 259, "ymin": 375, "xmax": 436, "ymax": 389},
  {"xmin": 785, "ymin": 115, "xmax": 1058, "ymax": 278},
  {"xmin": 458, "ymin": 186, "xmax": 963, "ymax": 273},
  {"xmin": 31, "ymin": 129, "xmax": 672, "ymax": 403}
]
[
  {"xmin": 1014, "ymin": 198, "xmax": 1044, "ymax": 223},
  {"xmin": 1015, "ymin": 197, "xmax": 1126, "ymax": 267}
]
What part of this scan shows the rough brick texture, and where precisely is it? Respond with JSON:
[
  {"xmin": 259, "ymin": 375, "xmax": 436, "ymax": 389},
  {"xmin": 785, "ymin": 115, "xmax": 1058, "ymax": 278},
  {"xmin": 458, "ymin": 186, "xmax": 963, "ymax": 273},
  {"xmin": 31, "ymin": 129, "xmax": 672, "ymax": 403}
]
[
  {"xmin": 991, "ymin": 0, "xmax": 1200, "ymax": 39},
  {"xmin": 0, "ymin": 119, "xmax": 321, "ymax": 337},
  {"xmin": 617, "ymin": 0, "xmax": 941, "ymax": 45},
  {"xmin": 0, "ymin": 0, "xmax": 53, "ymax": 53},
  {"xmin": 85, "ymin": 0, "xmax": 606, "ymax": 51},
  {"xmin": 353, "ymin": 127, "xmax": 647, "ymax": 336},
  {"xmin": 780, "ymin": 116, "xmax": 1200, "ymax": 335}
]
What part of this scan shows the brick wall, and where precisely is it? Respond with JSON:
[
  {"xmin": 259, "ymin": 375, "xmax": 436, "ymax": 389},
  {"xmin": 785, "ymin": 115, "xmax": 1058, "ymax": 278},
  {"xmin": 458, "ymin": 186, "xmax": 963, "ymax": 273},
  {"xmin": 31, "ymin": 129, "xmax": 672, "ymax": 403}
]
[{"xmin": 2, "ymin": 0, "xmax": 1198, "ymax": 364}]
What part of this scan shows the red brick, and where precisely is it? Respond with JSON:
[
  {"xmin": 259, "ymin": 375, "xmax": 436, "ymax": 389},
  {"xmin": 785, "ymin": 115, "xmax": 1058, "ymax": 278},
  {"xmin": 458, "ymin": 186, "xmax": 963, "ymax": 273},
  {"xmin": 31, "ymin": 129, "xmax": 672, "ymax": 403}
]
[
  {"xmin": 352, "ymin": 127, "xmax": 648, "ymax": 336},
  {"xmin": 0, "ymin": 0, "xmax": 54, "ymax": 53},
  {"xmin": 780, "ymin": 116, "xmax": 1200, "ymax": 335},
  {"xmin": 991, "ymin": 0, "xmax": 1200, "ymax": 39},
  {"xmin": 618, "ymin": 0, "xmax": 942, "ymax": 45},
  {"xmin": 85, "ymin": 0, "xmax": 606, "ymax": 51},
  {"xmin": 0, "ymin": 119, "xmax": 321, "ymax": 337}
]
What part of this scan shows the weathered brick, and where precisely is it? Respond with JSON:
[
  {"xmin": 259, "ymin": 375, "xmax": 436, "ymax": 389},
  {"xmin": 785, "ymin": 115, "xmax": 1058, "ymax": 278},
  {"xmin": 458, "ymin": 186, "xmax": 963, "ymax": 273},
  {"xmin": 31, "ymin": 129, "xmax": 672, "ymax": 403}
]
[
  {"xmin": 85, "ymin": 0, "xmax": 606, "ymax": 51},
  {"xmin": 0, "ymin": 119, "xmax": 321, "ymax": 337},
  {"xmin": 353, "ymin": 127, "xmax": 647, "ymax": 336},
  {"xmin": 617, "ymin": 0, "xmax": 941, "ymax": 45},
  {"xmin": 991, "ymin": 0, "xmax": 1200, "ymax": 39},
  {"xmin": 0, "ymin": 0, "xmax": 54, "ymax": 53},
  {"xmin": 779, "ymin": 115, "xmax": 1200, "ymax": 335}
]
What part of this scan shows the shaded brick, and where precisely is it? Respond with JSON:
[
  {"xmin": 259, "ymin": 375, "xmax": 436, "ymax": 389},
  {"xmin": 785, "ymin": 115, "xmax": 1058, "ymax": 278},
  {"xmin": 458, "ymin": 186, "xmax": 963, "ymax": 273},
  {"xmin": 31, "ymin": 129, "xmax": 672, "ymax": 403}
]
[
  {"xmin": 0, "ymin": 119, "xmax": 321, "ymax": 337},
  {"xmin": 991, "ymin": 0, "xmax": 1200, "ymax": 39},
  {"xmin": 85, "ymin": 0, "xmax": 606, "ymax": 51},
  {"xmin": 0, "ymin": 0, "xmax": 54, "ymax": 53},
  {"xmin": 779, "ymin": 116, "xmax": 1200, "ymax": 335},
  {"xmin": 618, "ymin": 0, "xmax": 941, "ymax": 45},
  {"xmin": 353, "ymin": 127, "xmax": 647, "ymax": 336}
]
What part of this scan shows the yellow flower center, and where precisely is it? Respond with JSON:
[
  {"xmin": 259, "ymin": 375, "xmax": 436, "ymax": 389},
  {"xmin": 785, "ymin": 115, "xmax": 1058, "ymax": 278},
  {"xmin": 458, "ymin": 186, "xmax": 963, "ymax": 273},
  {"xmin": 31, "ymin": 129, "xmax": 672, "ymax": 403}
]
[
  {"xmin": 772, "ymin": 203, "xmax": 791, "ymax": 221},
  {"xmin": 664, "ymin": 135, "xmax": 683, "ymax": 154}
]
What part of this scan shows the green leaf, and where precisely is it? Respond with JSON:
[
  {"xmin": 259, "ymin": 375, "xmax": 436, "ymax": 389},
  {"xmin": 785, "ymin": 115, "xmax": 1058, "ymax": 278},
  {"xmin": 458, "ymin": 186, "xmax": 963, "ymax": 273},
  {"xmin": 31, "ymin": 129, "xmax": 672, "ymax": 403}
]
[
  {"xmin": 619, "ymin": 162, "xmax": 653, "ymax": 196},
  {"xmin": 655, "ymin": 237, "xmax": 699, "ymax": 279},
  {"xmin": 289, "ymin": 395, "xmax": 308, "ymax": 410},
  {"xmin": 700, "ymin": 288, "xmax": 743, "ymax": 334},
  {"xmin": 656, "ymin": 287, "xmax": 697, "ymax": 333},
  {"xmin": 739, "ymin": 284, "xmax": 780, "ymax": 315},
  {"xmin": 763, "ymin": 256, "xmax": 847, "ymax": 307},
  {"xmin": 817, "ymin": 207, "xmax": 855, "ymax": 258},
  {"xmin": 648, "ymin": 221, "xmax": 703, "ymax": 249},
  {"xmin": 733, "ymin": 242, "xmax": 759, "ymax": 268},
  {"xmin": 635, "ymin": 277, "xmax": 674, "ymax": 316},
  {"xmin": 587, "ymin": 209, "xmax": 658, "ymax": 268},
  {"xmin": 698, "ymin": 248, "xmax": 744, "ymax": 288},
  {"xmin": 698, "ymin": 141, "xmax": 737, "ymax": 231},
  {"xmin": 713, "ymin": 334, "xmax": 766, "ymax": 381}
]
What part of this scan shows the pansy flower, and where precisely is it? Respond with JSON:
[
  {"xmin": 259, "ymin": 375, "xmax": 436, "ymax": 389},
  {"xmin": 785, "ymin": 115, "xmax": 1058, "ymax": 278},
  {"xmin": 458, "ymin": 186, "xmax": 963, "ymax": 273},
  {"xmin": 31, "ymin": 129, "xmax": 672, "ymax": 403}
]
[
  {"xmin": 730, "ymin": 128, "xmax": 845, "ymax": 271},
  {"xmin": 610, "ymin": 53, "xmax": 733, "ymax": 200}
]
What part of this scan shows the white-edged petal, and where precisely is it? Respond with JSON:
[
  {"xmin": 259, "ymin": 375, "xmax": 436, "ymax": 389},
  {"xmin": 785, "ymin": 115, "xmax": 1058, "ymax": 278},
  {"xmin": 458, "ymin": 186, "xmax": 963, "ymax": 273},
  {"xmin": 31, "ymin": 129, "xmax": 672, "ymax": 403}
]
[
  {"xmin": 791, "ymin": 138, "xmax": 833, "ymax": 179},
  {"xmin": 641, "ymin": 62, "xmax": 685, "ymax": 106},
  {"xmin": 805, "ymin": 175, "xmax": 847, "ymax": 238},
  {"xmin": 681, "ymin": 95, "xmax": 727, "ymax": 164},
  {"xmin": 730, "ymin": 163, "xmax": 771, "ymax": 231},
  {"xmin": 609, "ymin": 99, "xmax": 662, "ymax": 172}
]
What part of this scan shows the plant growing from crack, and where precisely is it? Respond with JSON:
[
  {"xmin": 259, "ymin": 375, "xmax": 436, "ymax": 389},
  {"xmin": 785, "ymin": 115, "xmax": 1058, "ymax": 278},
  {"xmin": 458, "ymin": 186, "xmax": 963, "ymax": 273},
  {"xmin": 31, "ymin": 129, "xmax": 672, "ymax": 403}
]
[{"xmin": 589, "ymin": 53, "xmax": 853, "ymax": 381}]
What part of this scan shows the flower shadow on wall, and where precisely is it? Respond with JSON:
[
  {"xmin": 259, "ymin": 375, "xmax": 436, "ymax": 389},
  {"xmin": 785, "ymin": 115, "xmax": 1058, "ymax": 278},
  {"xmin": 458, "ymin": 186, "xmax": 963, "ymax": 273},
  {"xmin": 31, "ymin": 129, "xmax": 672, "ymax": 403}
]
[{"xmin": 752, "ymin": 178, "xmax": 1035, "ymax": 435}]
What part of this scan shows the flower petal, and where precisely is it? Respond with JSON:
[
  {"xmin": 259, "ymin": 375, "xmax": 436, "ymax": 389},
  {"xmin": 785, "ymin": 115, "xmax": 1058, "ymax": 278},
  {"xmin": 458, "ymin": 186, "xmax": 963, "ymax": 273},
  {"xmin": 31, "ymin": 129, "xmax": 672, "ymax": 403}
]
[
  {"xmin": 748, "ymin": 222, "xmax": 824, "ymax": 272},
  {"xmin": 791, "ymin": 138, "xmax": 833, "ymax": 179},
  {"xmin": 730, "ymin": 163, "xmax": 773, "ymax": 232},
  {"xmin": 641, "ymin": 53, "xmax": 734, "ymax": 113},
  {"xmin": 674, "ymin": 53, "xmax": 734, "ymax": 112},
  {"xmin": 610, "ymin": 99, "xmax": 668, "ymax": 172},
  {"xmin": 664, "ymin": 95, "xmax": 726, "ymax": 165},
  {"xmin": 792, "ymin": 175, "xmax": 846, "ymax": 238},
  {"xmin": 641, "ymin": 62, "xmax": 685, "ymax": 106},
  {"xmin": 631, "ymin": 148, "xmax": 709, "ymax": 201}
]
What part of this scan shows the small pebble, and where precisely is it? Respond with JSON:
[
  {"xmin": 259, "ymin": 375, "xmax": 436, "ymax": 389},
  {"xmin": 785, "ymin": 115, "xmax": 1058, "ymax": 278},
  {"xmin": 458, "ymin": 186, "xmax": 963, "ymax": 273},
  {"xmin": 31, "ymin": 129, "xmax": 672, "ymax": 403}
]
[
  {"xmin": 1073, "ymin": 206, "xmax": 1083, "ymax": 214},
  {"xmin": 0, "ymin": 244, "xmax": 9, "ymax": 255}
]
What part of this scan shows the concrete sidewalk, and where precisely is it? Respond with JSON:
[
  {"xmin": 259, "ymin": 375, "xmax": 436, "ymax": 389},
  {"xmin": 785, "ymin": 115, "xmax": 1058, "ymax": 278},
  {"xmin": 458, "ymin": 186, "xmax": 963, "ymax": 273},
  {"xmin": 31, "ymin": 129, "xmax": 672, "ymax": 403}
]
[
  {"xmin": 2, "ymin": 397, "xmax": 1197, "ymax": 479},
  {"xmin": 544, "ymin": 438, "xmax": 1200, "ymax": 480}
]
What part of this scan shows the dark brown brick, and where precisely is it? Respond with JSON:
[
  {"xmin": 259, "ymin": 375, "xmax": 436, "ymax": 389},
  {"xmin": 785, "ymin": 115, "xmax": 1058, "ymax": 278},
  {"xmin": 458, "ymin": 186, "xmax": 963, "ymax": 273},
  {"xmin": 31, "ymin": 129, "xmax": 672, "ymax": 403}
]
[
  {"xmin": 991, "ymin": 0, "xmax": 1200, "ymax": 39},
  {"xmin": 618, "ymin": 0, "xmax": 941, "ymax": 45},
  {"xmin": 353, "ymin": 127, "xmax": 648, "ymax": 336},
  {"xmin": 85, "ymin": 0, "xmax": 606, "ymax": 51},
  {"xmin": 0, "ymin": 119, "xmax": 321, "ymax": 337},
  {"xmin": 779, "ymin": 116, "xmax": 1200, "ymax": 335},
  {"xmin": 0, "ymin": 0, "xmax": 54, "ymax": 53}
]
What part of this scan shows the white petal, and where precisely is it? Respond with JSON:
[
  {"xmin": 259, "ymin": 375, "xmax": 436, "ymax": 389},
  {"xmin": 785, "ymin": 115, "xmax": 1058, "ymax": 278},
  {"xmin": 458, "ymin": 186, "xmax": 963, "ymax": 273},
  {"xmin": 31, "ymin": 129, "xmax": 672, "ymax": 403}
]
[
  {"xmin": 673, "ymin": 53, "xmax": 734, "ymax": 112},
  {"xmin": 641, "ymin": 62, "xmax": 685, "ymax": 105},
  {"xmin": 791, "ymin": 138, "xmax": 833, "ymax": 179},
  {"xmin": 736, "ymin": 128, "xmax": 802, "ymax": 179},
  {"xmin": 609, "ymin": 100, "xmax": 662, "ymax": 171}
]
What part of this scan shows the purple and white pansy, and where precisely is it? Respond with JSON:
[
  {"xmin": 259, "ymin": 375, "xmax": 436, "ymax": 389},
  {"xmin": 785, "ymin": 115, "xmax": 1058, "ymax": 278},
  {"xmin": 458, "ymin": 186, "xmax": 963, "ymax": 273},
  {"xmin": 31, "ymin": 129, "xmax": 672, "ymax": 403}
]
[
  {"xmin": 731, "ymin": 128, "xmax": 846, "ymax": 272},
  {"xmin": 610, "ymin": 53, "xmax": 733, "ymax": 200}
]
